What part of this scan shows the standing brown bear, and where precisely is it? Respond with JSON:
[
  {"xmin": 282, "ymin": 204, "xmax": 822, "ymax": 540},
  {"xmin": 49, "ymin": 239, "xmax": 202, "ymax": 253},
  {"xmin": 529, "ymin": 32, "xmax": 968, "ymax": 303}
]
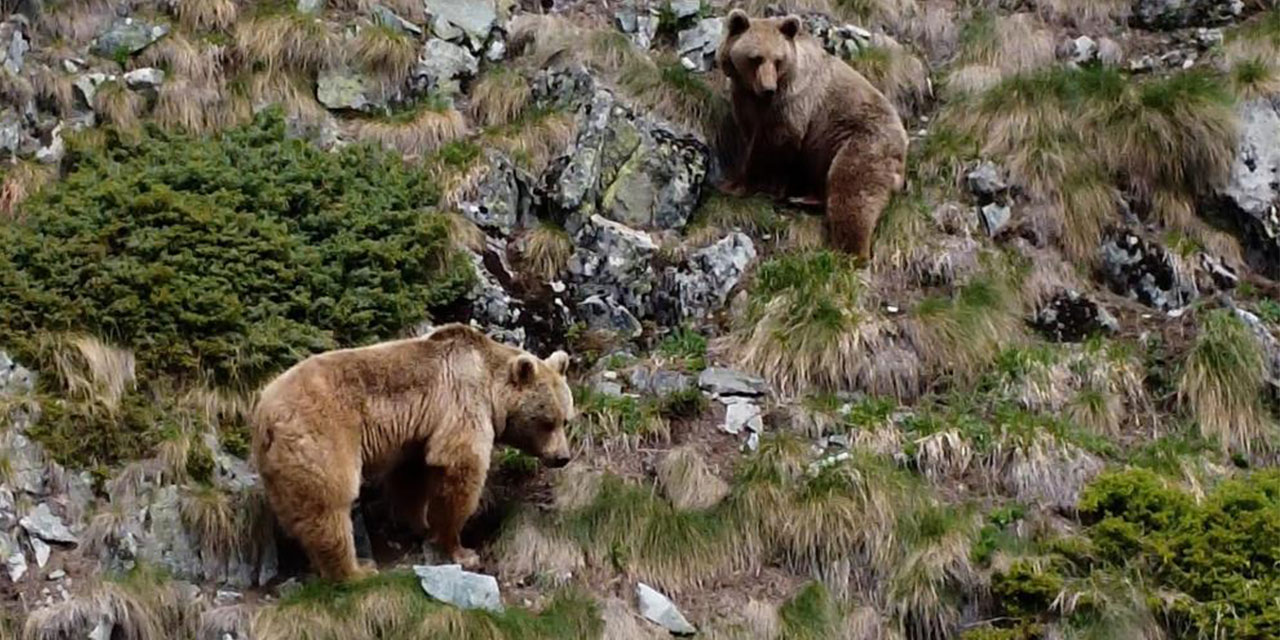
[
  {"xmin": 251, "ymin": 324, "xmax": 574, "ymax": 580},
  {"xmin": 717, "ymin": 10, "xmax": 909, "ymax": 260}
]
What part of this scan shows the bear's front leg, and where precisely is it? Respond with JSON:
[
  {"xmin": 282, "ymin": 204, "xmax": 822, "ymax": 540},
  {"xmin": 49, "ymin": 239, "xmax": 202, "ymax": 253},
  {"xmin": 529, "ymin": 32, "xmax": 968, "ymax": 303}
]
[{"xmin": 425, "ymin": 455, "xmax": 487, "ymax": 569}]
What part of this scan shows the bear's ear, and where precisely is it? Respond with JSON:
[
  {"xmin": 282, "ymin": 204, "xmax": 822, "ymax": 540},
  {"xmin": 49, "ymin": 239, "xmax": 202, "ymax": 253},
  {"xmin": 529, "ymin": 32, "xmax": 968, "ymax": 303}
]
[
  {"xmin": 779, "ymin": 15, "xmax": 801, "ymax": 40},
  {"xmin": 509, "ymin": 354, "xmax": 538, "ymax": 387},
  {"xmin": 726, "ymin": 9, "xmax": 750, "ymax": 37},
  {"xmin": 545, "ymin": 351, "xmax": 570, "ymax": 375}
]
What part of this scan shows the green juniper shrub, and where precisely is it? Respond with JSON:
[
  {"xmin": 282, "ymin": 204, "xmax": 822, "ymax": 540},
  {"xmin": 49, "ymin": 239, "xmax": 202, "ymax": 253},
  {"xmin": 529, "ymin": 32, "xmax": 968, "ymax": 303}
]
[{"xmin": 0, "ymin": 110, "xmax": 472, "ymax": 389}]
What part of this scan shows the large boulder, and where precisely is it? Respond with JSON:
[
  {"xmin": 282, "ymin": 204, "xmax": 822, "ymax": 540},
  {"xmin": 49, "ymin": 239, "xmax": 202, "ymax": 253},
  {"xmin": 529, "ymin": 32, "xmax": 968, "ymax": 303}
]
[
  {"xmin": 90, "ymin": 18, "xmax": 168, "ymax": 58},
  {"xmin": 566, "ymin": 214, "xmax": 659, "ymax": 321},
  {"xmin": 316, "ymin": 68, "xmax": 386, "ymax": 113},
  {"xmin": 1220, "ymin": 97, "xmax": 1280, "ymax": 276},
  {"xmin": 412, "ymin": 39, "xmax": 478, "ymax": 98},
  {"xmin": 541, "ymin": 89, "xmax": 709, "ymax": 233},
  {"xmin": 660, "ymin": 232, "xmax": 757, "ymax": 324}
]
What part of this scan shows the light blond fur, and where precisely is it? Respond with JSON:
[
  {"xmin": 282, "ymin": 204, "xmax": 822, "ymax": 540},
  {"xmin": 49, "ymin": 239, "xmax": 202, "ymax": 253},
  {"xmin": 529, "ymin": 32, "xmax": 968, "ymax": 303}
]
[
  {"xmin": 251, "ymin": 324, "xmax": 573, "ymax": 580},
  {"xmin": 717, "ymin": 11, "xmax": 908, "ymax": 260}
]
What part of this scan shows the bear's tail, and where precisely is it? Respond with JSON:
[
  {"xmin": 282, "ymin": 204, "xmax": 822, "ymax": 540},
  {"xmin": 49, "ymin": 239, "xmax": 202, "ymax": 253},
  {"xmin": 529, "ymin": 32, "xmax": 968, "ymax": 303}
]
[{"xmin": 825, "ymin": 135, "xmax": 906, "ymax": 261}]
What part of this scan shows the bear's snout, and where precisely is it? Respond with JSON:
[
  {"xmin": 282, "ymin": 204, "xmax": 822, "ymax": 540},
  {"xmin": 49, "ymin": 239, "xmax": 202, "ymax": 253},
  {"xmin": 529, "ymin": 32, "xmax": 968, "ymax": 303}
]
[{"xmin": 545, "ymin": 454, "xmax": 571, "ymax": 468}]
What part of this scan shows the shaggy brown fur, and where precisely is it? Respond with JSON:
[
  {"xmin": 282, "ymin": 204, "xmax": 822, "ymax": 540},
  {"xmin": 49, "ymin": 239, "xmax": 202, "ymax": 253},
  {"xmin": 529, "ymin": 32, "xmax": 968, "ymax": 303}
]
[
  {"xmin": 251, "ymin": 324, "xmax": 573, "ymax": 580},
  {"xmin": 717, "ymin": 10, "xmax": 908, "ymax": 260}
]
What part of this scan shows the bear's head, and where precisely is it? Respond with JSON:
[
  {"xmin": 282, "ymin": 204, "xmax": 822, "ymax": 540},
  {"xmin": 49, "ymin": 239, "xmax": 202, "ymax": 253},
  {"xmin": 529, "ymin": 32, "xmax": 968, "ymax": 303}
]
[
  {"xmin": 499, "ymin": 350, "xmax": 574, "ymax": 468},
  {"xmin": 721, "ymin": 10, "xmax": 802, "ymax": 100}
]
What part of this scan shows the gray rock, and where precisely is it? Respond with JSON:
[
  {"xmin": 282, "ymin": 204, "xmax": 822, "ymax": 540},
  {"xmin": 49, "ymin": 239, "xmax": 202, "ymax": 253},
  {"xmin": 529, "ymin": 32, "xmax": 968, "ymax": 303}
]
[
  {"xmin": 593, "ymin": 380, "xmax": 624, "ymax": 397},
  {"xmin": 542, "ymin": 89, "xmax": 708, "ymax": 233},
  {"xmin": 0, "ymin": 108, "xmax": 22, "ymax": 159},
  {"xmin": 20, "ymin": 503, "xmax": 76, "ymax": 544},
  {"xmin": 576, "ymin": 295, "xmax": 643, "ymax": 338},
  {"xmin": 413, "ymin": 38, "xmax": 478, "ymax": 97},
  {"xmin": 629, "ymin": 368, "xmax": 692, "ymax": 396},
  {"xmin": 372, "ymin": 4, "xmax": 424, "ymax": 37},
  {"xmin": 48, "ymin": 569, "xmax": 64, "ymax": 580},
  {"xmin": 531, "ymin": 64, "xmax": 596, "ymax": 112},
  {"xmin": 2, "ymin": 431, "xmax": 46, "ymax": 495},
  {"xmin": 485, "ymin": 38, "xmax": 506, "ymax": 62},
  {"xmin": 615, "ymin": 8, "xmax": 660, "ymax": 51},
  {"xmin": 1, "ymin": 18, "xmax": 29, "ymax": 74},
  {"xmin": 0, "ymin": 350, "xmax": 34, "ymax": 394},
  {"xmin": 424, "ymin": 0, "xmax": 496, "ymax": 50},
  {"xmin": 1064, "ymin": 35, "xmax": 1097, "ymax": 64},
  {"xmin": 1100, "ymin": 231, "xmax": 1198, "ymax": 311},
  {"xmin": 297, "ymin": 0, "xmax": 325, "ymax": 12},
  {"xmin": 1097, "ymin": 37, "xmax": 1124, "ymax": 66},
  {"xmin": 1131, "ymin": 0, "xmax": 1242, "ymax": 29},
  {"xmin": 722, "ymin": 399, "xmax": 762, "ymax": 435},
  {"xmin": 567, "ymin": 215, "xmax": 659, "ymax": 320},
  {"xmin": 457, "ymin": 150, "xmax": 523, "ymax": 235},
  {"xmin": 979, "ymin": 202, "xmax": 1011, "ymax": 237},
  {"xmin": 1033, "ymin": 291, "xmax": 1119, "ymax": 342},
  {"xmin": 966, "ymin": 161, "xmax": 1007, "ymax": 198},
  {"xmin": 414, "ymin": 564, "xmax": 503, "ymax": 612},
  {"xmin": 73, "ymin": 72, "xmax": 110, "ymax": 107},
  {"xmin": 698, "ymin": 367, "xmax": 767, "ymax": 397},
  {"xmin": 137, "ymin": 486, "xmax": 200, "ymax": 579},
  {"xmin": 669, "ymin": 0, "xmax": 701, "ymax": 19},
  {"xmin": 1235, "ymin": 307, "xmax": 1280, "ymax": 389},
  {"xmin": 636, "ymin": 582, "xmax": 696, "ymax": 635},
  {"xmin": 36, "ymin": 122, "xmax": 64, "ymax": 164},
  {"xmin": 1221, "ymin": 97, "xmax": 1280, "ymax": 273},
  {"xmin": 122, "ymin": 67, "xmax": 164, "ymax": 90},
  {"xmin": 91, "ymin": 19, "xmax": 168, "ymax": 58},
  {"xmin": 7, "ymin": 549, "xmax": 26, "ymax": 582},
  {"xmin": 777, "ymin": 11, "xmax": 870, "ymax": 59},
  {"xmin": 316, "ymin": 68, "xmax": 384, "ymax": 113},
  {"xmin": 677, "ymin": 18, "xmax": 723, "ymax": 73},
  {"xmin": 463, "ymin": 247, "xmax": 526, "ymax": 345},
  {"xmin": 670, "ymin": 232, "xmax": 756, "ymax": 321}
]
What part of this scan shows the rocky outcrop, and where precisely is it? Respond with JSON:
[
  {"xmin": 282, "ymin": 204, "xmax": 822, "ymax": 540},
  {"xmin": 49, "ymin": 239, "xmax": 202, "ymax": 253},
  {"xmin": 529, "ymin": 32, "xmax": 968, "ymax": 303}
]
[
  {"xmin": 1100, "ymin": 231, "xmax": 1198, "ymax": 310},
  {"xmin": 1131, "ymin": 0, "xmax": 1243, "ymax": 29},
  {"xmin": 1220, "ymin": 97, "xmax": 1280, "ymax": 276}
]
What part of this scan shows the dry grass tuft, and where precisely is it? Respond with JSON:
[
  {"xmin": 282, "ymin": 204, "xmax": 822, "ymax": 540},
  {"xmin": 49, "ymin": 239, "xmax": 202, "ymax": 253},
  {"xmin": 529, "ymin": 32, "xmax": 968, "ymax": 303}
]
[
  {"xmin": 443, "ymin": 211, "xmax": 487, "ymax": 253},
  {"xmin": 888, "ymin": 506, "xmax": 980, "ymax": 639},
  {"xmin": 619, "ymin": 58, "xmax": 730, "ymax": 137},
  {"xmin": 468, "ymin": 68, "xmax": 531, "ymax": 128},
  {"xmin": 354, "ymin": 103, "xmax": 469, "ymax": 159},
  {"xmin": 247, "ymin": 70, "xmax": 327, "ymax": 126},
  {"xmin": 1179, "ymin": 309, "xmax": 1275, "ymax": 454},
  {"xmin": 94, "ymin": 80, "xmax": 144, "ymax": 139},
  {"xmin": 1, "ymin": 161, "xmax": 56, "ymax": 219},
  {"xmin": 37, "ymin": 0, "xmax": 115, "ymax": 45},
  {"xmin": 1037, "ymin": 0, "xmax": 1131, "ymax": 27},
  {"xmin": 657, "ymin": 447, "xmax": 730, "ymax": 511},
  {"xmin": 236, "ymin": 10, "xmax": 341, "ymax": 74},
  {"xmin": 353, "ymin": 24, "xmax": 419, "ymax": 89},
  {"xmin": 908, "ymin": 274, "xmax": 1023, "ymax": 385},
  {"xmin": 139, "ymin": 32, "xmax": 227, "ymax": 86},
  {"xmin": 28, "ymin": 66, "xmax": 74, "ymax": 116},
  {"xmin": 494, "ymin": 517, "xmax": 585, "ymax": 586},
  {"xmin": 948, "ymin": 12, "xmax": 1054, "ymax": 96},
  {"xmin": 153, "ymin": 78, "xmax": 252, "ymax": 135},
  {"xmin": 482, "ymin": 111, "xmax": 577, "ymax": 174},
  {"xmin": 170, "ymin": 0, "xmax": 238, "ymax": 32},
  {"xmin": 48, "ymin": 335, "xmax": 136, "ymax": 412},
  {"xmin": 847, "ymin": 35, "xmax": 930, "ymax": 117},
  {"xmin": 23, "ymin": 573, "xmax": 200, "ymax": 640},
  {"xmin": 734, "ymin": 251, "xmax": 921, "ymax": 399},
  {"xmin": 517, "ymin": 222, "xmax": 574, "ymax": 282}
]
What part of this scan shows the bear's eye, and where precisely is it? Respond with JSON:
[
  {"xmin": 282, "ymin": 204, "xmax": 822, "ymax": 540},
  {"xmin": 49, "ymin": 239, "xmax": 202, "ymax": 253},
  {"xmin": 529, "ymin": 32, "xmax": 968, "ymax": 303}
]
[{"xmin": 749, "ymin": 54, "xmax": 764, "ymax": 65}]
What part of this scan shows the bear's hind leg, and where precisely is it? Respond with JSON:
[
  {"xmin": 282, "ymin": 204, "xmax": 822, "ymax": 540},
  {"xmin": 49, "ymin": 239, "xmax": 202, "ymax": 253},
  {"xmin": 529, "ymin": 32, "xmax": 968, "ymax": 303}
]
[
  {"xmin": 424, "ymin": 456, "xmax": 488, "ymax": 569},
  {"xmin": 825, "ymin": 138, "xmax": 905, "ymax": 261},
  {"xmin": 293, "ymin": 507, "xmax": 371, "ymax": 581}
]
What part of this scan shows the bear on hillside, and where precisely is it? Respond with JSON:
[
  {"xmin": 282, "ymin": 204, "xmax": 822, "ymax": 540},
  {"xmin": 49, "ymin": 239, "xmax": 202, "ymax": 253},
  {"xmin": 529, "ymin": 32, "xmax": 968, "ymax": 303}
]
[
  {"xmin": 717, "ymin": 10, "xmax": 909, "ymax": 260},
  {"xmin": 251, "ymin": 324, "xmax": 574, "ymax": 580}
]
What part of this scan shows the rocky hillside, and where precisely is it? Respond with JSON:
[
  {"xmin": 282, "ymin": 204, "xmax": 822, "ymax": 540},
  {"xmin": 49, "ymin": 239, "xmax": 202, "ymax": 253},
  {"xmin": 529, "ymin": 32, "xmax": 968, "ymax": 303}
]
[{"xmin": 2, "ymin": 0, "xmax": 1280, "ymax": 638}]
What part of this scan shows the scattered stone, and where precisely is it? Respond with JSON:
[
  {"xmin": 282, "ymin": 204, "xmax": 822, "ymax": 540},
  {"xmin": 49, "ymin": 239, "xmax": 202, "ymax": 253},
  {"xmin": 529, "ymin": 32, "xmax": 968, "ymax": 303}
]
[
  {"xmin": 676, "ymin": 18, "xmax": 723, "ymax": 73},
  {"xmin": 0, "ymin": 109, "xmax": 20, "ymax": 158},
  {"xmin": 979, "ymin": 202, "xmax": 1012, "ymax": 237},
  {"xmin": 7, "ymin": 550, "xmax": 26, "ymax": 582},
  {"xmin": 413, "ymin": 38, "xmax": 478, "ymax": 97},
  {"xmin": 21, "ymin": 503, "xmax": 77, "ymax": 544},
  {"xmin": 593, "ymin": 379, "xmax": 624, "ymax": 397},
  {"xmin": 414, "ymin": 564, "xmax": 504, "ymax": 613},
  {"xmin": 966, "ymin": 161, "xmax": 1007, "ymax": 199},
  {"xmin": 36, "ymin": 122, "xmax": 64, "ymax": 164},
  {"xmin": 297, "ymin": 0, "xmax": 324, "ymax": 11},
  {"xmin": 424, "ymin": 0, "xmax": 496, "ymax": 51},
  {"xmin": 698, "ymin": 367, "xmax": 768, "ymax": 397},
  {"xmin": 91, "ymin": 18, "xmax": 168, "ymax": 58},
  {"xmin": 215, "ymin": 590, "xmax": 243, "ymax": 607},
  {"xmin": 1096, "ymin": 37, "xmax": 1124, "ymax": 66},
  {"xmin": 615, "ymin": 7, "xmax": 660, "ymax": 51},
  {"xmin": 462, "ymin": 245, "xmax": 526, "ymax": 346},
  {"xmin": 48, "ymin": 569, "xmax": 65, "ymax": 580},
  {"xmin": 629, "ymin": 368, "xmax": 692, "ymax": 396},
  {"xmin": 1233, "ymin": 306, "xmax": 1280, "ymax": 388},
  {"xmin": 1132, "ymin": 0, "xmax": 1243, "ymax": 29},
  {"xmin": 372, "ymin": 4, "xmax": 424, "ymax": 37},
  {"xmin": 722, "ymin": 399, "xmax": 763, "ymax": 435},
  {"xmin": 566, "ymin": 215, "xmax": 659, "ymax": 322},
  {"xmin": 669, "ymin": 0, "xmax": 701, "ymax": 19},
  {"xmin": 777, "ymin": 10, "xmax": 871, "ymax": 59},
  {"xmin": 1100, "ymin": 231, "xmax": 1198, "ymax": 311},
  {"xmin": 1033, "ymin": 291, "xmax": 1119, "ymax": 342},
  {"xmin": 316, "ymin": 68, "xmax": 384, "ymax": 113},
  {"xmin": 122, "ymin": 67, "xmax": 164, "ymax": 90},
  {"xmin": 743, "ymin": 431, "xmax": 760, "ymax": 452},
  {"xmin": 1195, "ymin": 27, "xmax": 1224, "ymax": 49},
  {"xmin": 31, "ymin": 537, "xmax": 50, "ymax": 568},
  {"xmin": 636, "ymin": 582, "xmax": 696, "ymax": 636},
  {"xmin": 73, "ymin": 72, "xmax": 109, "ymax": 107}
]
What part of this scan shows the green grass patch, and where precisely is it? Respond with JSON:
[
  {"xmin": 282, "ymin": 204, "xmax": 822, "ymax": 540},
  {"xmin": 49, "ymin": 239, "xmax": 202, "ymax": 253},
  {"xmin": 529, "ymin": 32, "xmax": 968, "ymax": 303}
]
[{"xmin": 657, "ymin": 327, "xmax": 708, "ymax": 372}]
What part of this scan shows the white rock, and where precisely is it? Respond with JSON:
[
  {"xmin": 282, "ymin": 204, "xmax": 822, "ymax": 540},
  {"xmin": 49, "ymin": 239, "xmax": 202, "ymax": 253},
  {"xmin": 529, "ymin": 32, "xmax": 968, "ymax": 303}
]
[
  {"xmin": 7, "ymin": 551, "xmax": 26, "ymax": 582},
  {"xmin": 636, "ymin": 582, "xmax": 696, "ymax": 635},
  {"xmin": 20, "ymin": 503, "xmax": 77, "ymax": 544},
  {"xmin": 31, "ymin": 537, "xmax": 50, "ymax": 568},
  {"xmin": 414, "ymin": 564, "xmax": 503, "ymax": 613},
  {"xmin": 123, "ymin": 67, "xmax": 165, "ymax": 89},
  {"xmin": 722, "ymin": 401, "xmax": 762, "ymax": 436}
]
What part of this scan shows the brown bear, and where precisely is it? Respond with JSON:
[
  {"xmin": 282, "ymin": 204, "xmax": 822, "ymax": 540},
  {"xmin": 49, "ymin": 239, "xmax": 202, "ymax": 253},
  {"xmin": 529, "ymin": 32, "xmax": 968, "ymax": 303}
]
[
  {"xmin": 251, "ymin": 324, "xmax": 574, "ymax": 580},
  {"xmin": 716, "ymin": 10, "xmax": 909, "ymax": 260}
]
